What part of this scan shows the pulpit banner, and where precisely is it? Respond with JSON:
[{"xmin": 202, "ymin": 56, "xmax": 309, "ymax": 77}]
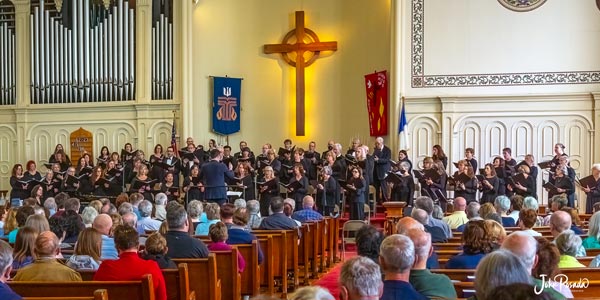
[
  {"xmin": 212, "ymin": 77, "xmax": 242, "ymax": 135},
  {"xmin": 365, "ymin": 71, "xmax": 389, "ymax": 136}
]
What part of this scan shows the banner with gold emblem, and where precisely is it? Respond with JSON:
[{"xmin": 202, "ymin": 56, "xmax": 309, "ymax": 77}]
[
  {"xmin": 365, "ymin": 71, "xmax": 388, "ymax": 136},
  {"xmin": 212, "ymin": 77, "xmax": 242, "ymax": 135}
]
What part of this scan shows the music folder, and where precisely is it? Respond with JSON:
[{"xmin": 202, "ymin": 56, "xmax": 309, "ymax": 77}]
[
  {"xmin": 131, "ymin": 178, "xmax": 157, "ymax": 190},
  {"xmin": 453, "ymin": 173, "xmax": 470, "ymax": 185},
  {"xmin": 344, "ymin": 155, "xmax": 358, "ymax": 165},
  {"xmin": 506, "ymin": 173, "xmax": 527, "ymax": 187},
  {"xmin": 153, "ymin": 161, "xmax": 175, "ymax": 170},
  {"xmin": 278, "ymin": 147, "xmax": 291, "ymax": 157},
  {"xmin": 178, "ymin": 150, "xmax": 197, "ymax": 161},
  {"xmin": 385, "ymin": 172, "xmax": 406, "ymax": 185},
  {"xmin": 538, "ymin": 161, "xmax": 553, "ymax": 169},
  {"xmin": 478, "ymin": 168, "xmax": 486, "ymax": 175},
  {"xmin": 453, "ymin": 162, "xmax": 459, "ymax": 168},
  {"xmin": 95, "ymin": 177, "xmax": 114, "ymax": 186},
  {"xmin": 257, "ymin": 179, "xmax": 277, "ymax": 190},
  {"xmin": 578, "ymin": 175, "xmax": 599, "ymax": 189},
  {"xmin": 107, "ymin": 167, "xmax": 123, "ymax": 177},
  {"xmin": 280, "ymin": 180, "xmax": 303, "ymax": 190},
  {"xmin": 309, "ymin": 179, "xmax": 319, "ymax": 188},
  {"xmin": 78, "ymin": 167, "xmax": 93, "ymax": 176},
  {"xmin": 43, "ymin": 163, "xmax": 53, "ymax": 169},
  {"xmin": 65, "ymin": 175, "xmax": 81, "ymax": 186},
  {"xmin": 304, "ymin": 152, "xmax": 316, "ymax": 159},
  {"xmin": 543, "ymin": 181, "xmax": 558, "ymax": 193},
  {"xmin": 476, "ymin": 175, "xmax": 485, "ymax": 183},
  {"xmin": 167, "ymin": 186, "xmax": 180, "ymax": 195}
]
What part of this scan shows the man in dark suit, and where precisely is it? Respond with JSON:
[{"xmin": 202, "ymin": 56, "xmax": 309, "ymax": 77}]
[
  {"xmin": 373, "ymin": 137, "xmax": 392, "ymax": 203},
  {"xmin": 258, "ymin": 197, "xmax": 298, "ymax": 230},
  {"xmin": 200, "ymin": 149, "xmax": 235, "ymax": 206},
  {"xmin": 163, "ymin": 146, "xmax": 182, "ymax": 186}
]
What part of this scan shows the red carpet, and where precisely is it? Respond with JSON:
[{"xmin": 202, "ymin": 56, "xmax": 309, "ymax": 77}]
[{"xmin": 312, "ymin": 252, "xmax": 356, "ymax": 300}]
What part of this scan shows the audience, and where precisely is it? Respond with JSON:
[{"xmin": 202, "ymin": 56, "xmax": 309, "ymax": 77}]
[
  {"xmin": 543, "ymin": 195, "xmax": 568, "ymax": 226},
  {"xmin": 532, "ymin": 237, "xmax": 572, "ymax": 298},
  {"xmin": 446, "ymin": 220, "xmax": 492, "ymax": 269},
  {"xmin": 195, "ymin": 203, "xmax": 220, "ymax": 235},
  {"xmin": 187, "ymin": 200, "xmax": 205, "ymax": 231},
  {"xmin": 259, "ymin": 198, "xmax": 299, "ymax": 230},
  {"xmin": 246, "ymin": 200, "xmax": 263, "ymax": 229},
  {"xmin": 484, "ymin": 219, "xmax": 507, "ymax": 249},
  {"xmin": 94, "ymin": 225, "xmax": 167, "ymax": 300},
  {"xmin": 395, "ymin": 217, "xmax": 439, "ymax": 269},
  {"xmin": 11, "ymin": 227, "xmax": 37, "ymax": 269},
  {"xmin": 494, "ymin": 196, "xmax": 516, "ymax": 227},
  {"xmin": 411, "ymin": 208, "xmax": 446, "ymax": 243},
  {"xmin": 378, "ymin": 234, "xmax": 427, "ymax": 300},
  {"xmin": 501, "ymin": 232, "xmax": 569, "ymax": 299},
  {"xmin": 508, "ymin": 195, "xmax": 524, "ymax": 223},
  {"xmin": 8, "ymin": 206, "xmax": 35, "ymax": 243},
  {"xmin": 486, "ymin": 283, "xmax": 553, "ymax": 300},
  {"xmin": 555, "ymin": 230, "xmax": 586, "ymax": 268},
  {"xmin": 207, "ymin": 222, "xmax": 246, "ymax": 272},
  {"xmin": 142, "ymin": 232, "xmax": 177, "ymax": 269},
  {"xmin": 478, "ymin": 202, "xmax": 496, "ymax": 220},
  {"xmin": 561, "ymin": 206, "xmax": 584, "ymax": 234},
  {"xmin": 355, "ymin": 225, "xmax": 384, "ymax": 263},
  {"xmin": 413, "ymin": 196, "xmax": 452, "ymax": 238},
  {"xmin": 0, "ymin": 240, "xmax": 20, "ymax": 300},
  {"xmin": 92, "ymin": 213, "xmax": 118, "ymax": 260},
  {"xmin": 154, "ymin": 193, "xmax": 168, "ymax": 221},
  {"xmin": 81, "ymin": 207, "xmax": 98, "ymax": 228},
  {"xmin": 549, "ymin": 210, "xmax": 586, "ymax": 256},
  {"xmin": 523, "ymin": 196, "xmax": 544, "ymax": 226},
  {"xmin": 227, "ymin": 208, "xmax": 264, "ymax": 264},
  {"xmin": 66, "ymin": 227, "xmax": 101, "ymax": 271},
  {"xmin": 165, "ymin": 204, "xmax": 208, "ymax": 258},
  {"xmin": 13, "ymin": 231, "xmax": 82, "ymax": 281},
  {"xmin": 25, "ymin": 214, "xmax": 49, "ymax": 234},
  {"xmin": 456, "ymin": 201, "xmax": 481, "ymax": 232},
  {"xmin": 289, "ymin": 286, "xmax": 334, "ymax": 300},
  {"xmin": 473, "ymin": 250, "xmax": 531, "ymax": 300},
  {"xmin": 406, "ymin": 229, "xmax": 457, "ymax": 299},
  {"xmin": 339, "ymin": 256, "xmax": 383, "ymax": 300},
  {"xmin": 518, "ymin": 209, "xmax": 541, "ymax": 237},
  {"xmin": 292, "ymin": 196, "xmax": 324, "ymax": 222},
  {"xmin": 137, "ymin": 200, "xmax": 162, "ymax": 233},
  {"xmin": 442, "ymin": 197, "xmax": 468, "ymax": 230},
  {"xmin": 583, "ymin": 211, "xmax": 600, "ymax": 249}
]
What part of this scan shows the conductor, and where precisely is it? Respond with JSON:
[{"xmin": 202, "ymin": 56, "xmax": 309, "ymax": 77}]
[{"xmin": 201, "ymin": 148, "xmax": 235, "ymax": 206}]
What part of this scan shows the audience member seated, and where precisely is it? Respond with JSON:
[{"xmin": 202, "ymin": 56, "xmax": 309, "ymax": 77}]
[
  {"xmin": 411, "ymin": 208, "xmax": 446, "ymax": 243},
  {"xmin": 247, "ymin": 200, "xmax": 263, "ymax": 229},
  {"xmin": 154, "ymin": 193, "xmax": 168, "ymax": 221},
  {"xmin": 187, "ymin": 200, "xmax": 205, "ymax": 231},
  {"xmin": 473, "ymin": 250, "xmax": 532, "ymax": 300},
  {"xmin": 518, "ymin": 209, "xmax": 542, "ymax": 237},
  {"xmin": 165, "ymin": 204, "xmax": 209, "ymax": 258},
  {"xmin": 523, "ymin": 196, "xmax": 544, "ymax": 227},
  {"xmin": 456, "ymin": 202, "xmax": 481, "ymax": 232},
  {"xmin": 396, "ymin": 217, "xmax": 439, "ymax": 269},
  {"xmin": 583, "ymin": 211, "xmax": 600, "ymax": 249},
  {"xmin": 486, "ymin": 283, "xmax": 553, "ymax": 300},
  {"xmin": 355, "ymin": 225, "xmax": 384, "ymax": 263},
  {"xmin": 442, "ymin": 197, "xmax": 469, "ymax": 230},
  {"xmin": 283, "ymin": 202, "xmax": 301, "ymax": 227},
  {"xmin": 406, "ymin": 229, "xmax": 457, "ymax": 299},
  {"xmin": 8, "ymin": 206, "xmax": 34, "ymax": 243},
  {"xmin": 549, "ymin": 211, "xmax": 586, "ymax": 256},
  {"xmin": 501, "ymin": 232, "xmax": 568, "ymax": 299},
  {"xmin": 446, "ymin": 220, "xmax": 492, "ymax": 269},
  {"xmin": 378, "ymin": 234, "xmax": 427, "ymax": 300},
  {"xmin": 543, "ymin": 195, "xmax": 568, "ymax": 226},
  {"xmin": 478, "ymin": 202, "xmax": 496, "ymax": 220},
  {"xmin": 494, "ymin": 196, "xmax": 516, "ymax": 227},
  {"xmin": 292, "ymin": 196, "xmax": 324, "ymax": 222},
  {"xmin": 195, "ymin": 203, "xmax": 220, "ymax": 235},
  {"xmin": 141, "ymin": 232, "xmax": 177, "ymax": 269},
  {"xmin": 339, "ymin": 256, "xmax": 383, "ymax": 300},
  {"xmin": 0, "ymin": 240, "xmax": 21, "ymax": 300},
  {"xmin": 508, "ymin": 195, "xmax": 524, "ymax": 223},
  {"xmin": 555, "ymin": 230, "xmax": 585, "ymax": 268},
  {"xmin": 414, "ymin": 196, "xmax": 452, "ymax": 238},
  {"xmin": 288, "ymin": 286, "xmax": 334, "ymax": 300},
  {"xmin": 531, "ymin": 237, "xmax": 573, "ymax": 299},
  {"xmin": 207, "ymin": 222, "xmax": 245, "ymax": 272},
  {"xmin": 227, "ymin": 208, "xmax": 264, "ymax": 264},
  {"xmin": 484, "ymin": 219, "xmax": 507, "ymax": 249},
  {"xmin": 234, "ymin": 199, "xmax": 247, "ymax": 209},
  {"xmin": 137, "ymin": 200, "xmax": 162, "ymax": 233},
  {"xmin": 13, "ymin": 231, "xmax": 82, "ymax": 281},
  {"xmin": 50, "ymin": 209, "xmax": 84, "ymax": 244},
  {"xmin": 92, "ymin": 213, "xmax": 118, "ymax": 260},
  {"xmin": 259, "ymin": 197, "xmax": 299, "ymax": 230},
  {"xmin": 560, "ymin": 207, "xmax": 585, "ymax": 234},
  {"xmin": 94, "ymin": 225, "xmax": 167, "ymax": 300},
  {"xmin": 11, "ymin": 227, "xmax": 37, "ymax": 270},
  {"xmin": 81, "ymin": 207, "xmax": 98, "ymax": 228},
  {"xmin": 431, "ymin": 205, "xmax": 444, "ymax": 220},
  {"xmin": 66, "ymin": 227, "xmax": 101, "ymax": 271}
]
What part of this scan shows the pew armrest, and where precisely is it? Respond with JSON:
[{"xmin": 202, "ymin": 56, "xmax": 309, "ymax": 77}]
[{"xmin": 188, "ymin": 290, "xmax": 196, "ymax": 300}]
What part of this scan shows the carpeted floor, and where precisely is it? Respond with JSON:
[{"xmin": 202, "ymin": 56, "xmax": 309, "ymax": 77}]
[{"xmin": 312, "ymin": 252, "xmax": 356, "ymax": 300}]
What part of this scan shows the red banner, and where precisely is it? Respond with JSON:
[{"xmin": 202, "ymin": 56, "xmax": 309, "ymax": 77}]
[{"xmin": 365, "ymin": 71, "xmax": 388, "ymax": 136}]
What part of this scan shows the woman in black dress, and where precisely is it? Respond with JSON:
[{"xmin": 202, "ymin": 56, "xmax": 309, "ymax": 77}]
[
  {"xmin": 183, "ymin": 165, "xmax": 203, "ymax": 203},
  {"xmin": 10, "ymin": 164, "xmax": 29, "ymax": 203},
  {"xmin": 258, "ymin": 166, "xmax": 279, "ymax": 216},
  {"xmin": 479, "ymin": 163, "xmax": 499, "ymax": 205}
]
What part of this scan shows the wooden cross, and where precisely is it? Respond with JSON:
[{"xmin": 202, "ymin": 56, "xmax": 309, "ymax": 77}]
[{"xmin": 264, "ymin": 11, "xmax": 337, "ymax": 136}]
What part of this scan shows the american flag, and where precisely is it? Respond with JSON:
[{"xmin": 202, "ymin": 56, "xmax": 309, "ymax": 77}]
[{"xmin": 171, "ymin": 116, "xmax": 179, "ymax": 157}]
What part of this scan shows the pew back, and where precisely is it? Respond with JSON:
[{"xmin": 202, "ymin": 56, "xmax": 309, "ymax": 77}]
[{"xmin": 173, "ymin": 254, "xmax": 221, "ymax": 300}]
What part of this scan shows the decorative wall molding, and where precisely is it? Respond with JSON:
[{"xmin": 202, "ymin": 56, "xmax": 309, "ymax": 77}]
[
  {"xmin": 410, "ymin": 0, "xmax": 600, "ymax": 88},
  {"xmin": 497, "ymin": 0, "xmax": 547, "ymax": 12}
]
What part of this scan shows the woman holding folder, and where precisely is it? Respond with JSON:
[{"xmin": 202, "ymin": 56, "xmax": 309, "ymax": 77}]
[
  {"xmin": 453, "ymin": 160, "xmax": 478, "ymax": 204},
  {"xmin": 583, "ymin": 164, "xmax": 600, "ymax": 214},
  {"xmin": 479, "ymin": 164, "xmax": 499, "ymax": 205},
  {"xmin": 344, "ymin": 166, "xmax": 367, "ymax": 220},
  {"xmin": 258, "ymin": 166, "xmax": 279, "ymax": 216}
]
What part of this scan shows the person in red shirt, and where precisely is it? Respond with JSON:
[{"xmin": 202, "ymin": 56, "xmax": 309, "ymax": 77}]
[{"xmin": 93, "ymin": 225, "xmax": 167, "ymax": 300}]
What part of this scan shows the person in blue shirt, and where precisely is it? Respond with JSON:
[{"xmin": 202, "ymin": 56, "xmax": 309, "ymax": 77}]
[
  {"xmin": 292, "ymin": 196, "xmax": 323, "ymax": 223},
  {"xmin": 379, "ymin": 234, "xmax": 427, "ymax": 300},
  {"xmin": 446, "ymin": 220, "xmax": 492, "ymax": 269},
  {"xmin": 0, "ymin": 240, "xmax": 22, "ymax": 300}
]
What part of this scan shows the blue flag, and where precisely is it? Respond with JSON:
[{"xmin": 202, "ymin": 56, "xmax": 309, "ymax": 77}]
[
  {"xmin": 212, "ymin": 77, "xmax": 242, "ymax": 135},
  {"xmin": 398, "ymin": 98, "xmax": 409, "ymax": 149}
]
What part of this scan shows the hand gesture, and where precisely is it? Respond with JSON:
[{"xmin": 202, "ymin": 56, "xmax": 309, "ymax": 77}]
[
  {"xmin": 584, "ymin": 186, "xmax": 591, "ymax": 193},
  {"xmin": 317, "ymin": 184, "xmax": 324, "ymax": 190}
]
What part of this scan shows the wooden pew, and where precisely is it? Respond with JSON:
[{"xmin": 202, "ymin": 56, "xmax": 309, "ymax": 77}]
[
  {"xmin": 317, "ymin": 219, "xmax": 327, "ymax": 273},
  {"xmin": 586, "ymin": 248, "xmax": 600, "ymax": 257},
  {"xmin": 561, "ymin": 268, "xmax": 600, "ymax": 281},
  {"xmin": 212, "ymin": 247, "xmax": 242, "ymax": 300},
  {"xmin": 433, "ymin": 242, "xmax": 462, "ymax": 251},
  {"xmin": 435, "ymin": 249, "xmax": 462, "ymax": 260},
  {"xmin": 23, "ymin": 289, "xmax": 108, "ymax": 300},
  {"xmin": 234, "ymin": 240, "xmax": 261, "ymax": 298},
  {"xmin": 298, "ymin": 224, "xmax": 312, "ymax": 285},
  {"xmin": 283, "ymin": 229, "xmax": 300, "ymax": 289},
  {"xmin": 252, "ymin": 230, "xmax": 295, "ymax": 297},
  {"xmin": 333, "ymin": 217, "xmax": 340, "ymax": 263},
  {"xmin": 256, "ymin": 235, "xmax": 275, "ymax": 295},
  {"xmin": 173, "ymin": 254, "xmax": 221, "ymax": 300},
  {"xmin": 76, "ymin": 263, "xmax": 196, "ymax": 300},
  {"xmin": 324, "ymin": 217, "xmax": 335, "ymax": 267},
  {"xmin": 10, "ymin": 275, "xmax": 155, "ymax": 300},
  {"xmin": 431, "ymin": 269, "xmax": 475, "ymax": 282}
]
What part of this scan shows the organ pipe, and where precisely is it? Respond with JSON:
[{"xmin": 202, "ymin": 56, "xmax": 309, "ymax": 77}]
[{"xmin": 152, "ymin": 0, "xmax": 173, "ymax": 100}]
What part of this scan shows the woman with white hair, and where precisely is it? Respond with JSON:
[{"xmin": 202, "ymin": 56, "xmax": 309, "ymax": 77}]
[
  {"xmin": 583, "ymin": 211, "xmax": 600, "ymax": 249},
  {"xmin": 316, "ymin": 166, "xmax": 339, "ymax": 217},
  {"xmin": 473, "ymin": 250, "xmax": 531, "ymax": 300},
  {"xmin": 289, "ymin": 286, "xmax": 334, "ymax": 300},
  {"xmin": 522, "ymin": 196, "xmax": 543, "ymax": 226},
  {"xmin": 546, "ymin": 165, "xmax": 574, "ymax": 202},
  {"xmin": 494, "ymin": 196, "xmax": 515, "ymax": 227},
  {"xmin": 81, "ymin": 207, "xmax": 98, "ymax": 228},
  {"xmin": 584, "ymin": 163, "xmax": 600, "ymax": 214},
  {"xmin": 556, "ymin": 230, "xmax": 586, "ymax": 268}
]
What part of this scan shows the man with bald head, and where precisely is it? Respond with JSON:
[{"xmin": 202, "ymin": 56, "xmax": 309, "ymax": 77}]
[
  {"xmin": 442, "ymin": 197, "xmax": 469, "ymax": 229},
  {"xmin": 396, "ymin": 216, "xmax": 440, "ymax": 269},
  {"xmin": 93, "ymin": 214, "xmax": 118, "ymax": 259},
  {"xmin": 412, "ymin": 208, "xmax": 446, "ymax": 243},
  {"xmin": 501, "ymin": 232, "xmax": 569, "ymax": 299},
  {"xmin": 13, "ymin": 231, "xmax": 82, "ymax": 281},
  {"xmin": 406, "ymin": 229, "xmax": 456, "ymax": 299},
  {"xmin": 550, "ymin": 210, "xmax": 586, "ymax": 257}
]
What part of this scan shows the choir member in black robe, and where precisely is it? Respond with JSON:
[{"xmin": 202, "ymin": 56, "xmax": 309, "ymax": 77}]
[
  {"xmin": 583, "ymin": 164, "xmax": 600, "ymax": 214},
  {"xmin": 233, "ymin": 163, "xmax": 255, "ymax": 201},
  {"xmin": 182, "ymin": 165, "xmax": 203, "ymax": 204},
  {"xmin": 465, "ymin": 148, "xmax": 478, "ymax": 174},
  {"xmin": 453, "ymin": 160, "xmax": 478, "ymax": 204},
  {"xmin": 149, "ymin": 144, "xmax": 165, "ymax": 182},
  {"xmin": 547, "ymin": 165, "xmax": 575, "ymax": 206},
  {"xmin": 49, "ymin": 144, "xmax": 71, "ymax": 165},
  {"xmin": 160, "ymin": 172, "xmax": 180, "ymax": 202},
  {"xmin": 10, "ymin": 164, "xmax": 29, "ymax": 202},
  {"xmin": 507, "ymin": 165, "xmax": 535, "ymax": 198},
  {"xmin": 432, "ymin": 145, "xmax": 448, "ymax": 170},
  {"xmin": 258, "ymin": 166, "xmax": 279, "ymax": 216},
  {"xmin": 316, "ymin": 166, "xmax": 339, "ymax": 216},
  {"xmin": 388, "ymin": 161, "xmax": 414, "ymax": 205},
  {"xmin": 286, "ymin": 163, "xmax": 309, "ymax": 210},
  {"xmin": 479, "ymin": 163, "xmax": 499, "ymax": 205}
]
